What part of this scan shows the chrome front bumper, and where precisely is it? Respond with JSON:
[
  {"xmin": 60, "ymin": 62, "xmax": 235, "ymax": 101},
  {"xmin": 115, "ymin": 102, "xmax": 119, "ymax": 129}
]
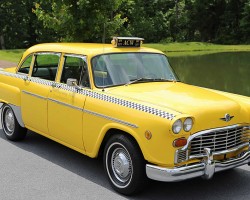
[{"xmin": 146, "ymin": 148, "xmax": 250, "ymax": 182}]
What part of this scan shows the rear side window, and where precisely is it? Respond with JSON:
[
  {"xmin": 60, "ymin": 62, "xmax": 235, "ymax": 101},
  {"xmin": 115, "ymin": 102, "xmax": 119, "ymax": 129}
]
[
  {"xmin": 31, "ymin": 53, "xmax": 60, "ymax": 81},
  {"xmin": 18, "ymin": 55, "xmax": 32, "ymax": 74}
]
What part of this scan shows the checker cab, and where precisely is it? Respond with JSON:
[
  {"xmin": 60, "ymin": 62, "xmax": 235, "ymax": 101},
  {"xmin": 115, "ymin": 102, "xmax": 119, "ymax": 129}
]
[{"xmin": 0, "ymin": 37, "xmax": 250, "ymax": 195}]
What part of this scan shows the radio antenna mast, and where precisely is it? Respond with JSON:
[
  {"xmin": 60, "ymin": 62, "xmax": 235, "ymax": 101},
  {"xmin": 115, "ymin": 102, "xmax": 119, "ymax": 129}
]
[{"xmin": 102, "ymin": 23, "xmax": 106, "ymax": 44}]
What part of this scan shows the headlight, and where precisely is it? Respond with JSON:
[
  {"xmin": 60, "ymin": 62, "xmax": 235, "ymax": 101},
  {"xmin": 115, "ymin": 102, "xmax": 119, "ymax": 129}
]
[
  {"xmin": 172, "ymin": 119, "xmax": 182, "ymax": 134},
  {"xmin": 184, "ymin": 117, "xmax": 193, "ymax": 132}
]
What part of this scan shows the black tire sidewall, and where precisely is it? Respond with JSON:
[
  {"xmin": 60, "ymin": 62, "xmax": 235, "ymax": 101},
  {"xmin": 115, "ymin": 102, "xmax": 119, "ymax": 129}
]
[
  {"xmin": 103, "ymin": 134, "xmax": 146, "ymax": 195},
  {"xmin": 1, "ymin": 105, "xmax": 15, "ymax": 137},
  {"xmin": 1, "ymin": 104, "xmax": 26, "ymax": 141}
]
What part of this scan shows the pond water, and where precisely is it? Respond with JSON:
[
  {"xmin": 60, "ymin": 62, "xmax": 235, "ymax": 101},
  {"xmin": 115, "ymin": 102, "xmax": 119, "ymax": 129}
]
[{"xmin": 168, "ymin": 52, "xmax": 250, "ymax": 97}]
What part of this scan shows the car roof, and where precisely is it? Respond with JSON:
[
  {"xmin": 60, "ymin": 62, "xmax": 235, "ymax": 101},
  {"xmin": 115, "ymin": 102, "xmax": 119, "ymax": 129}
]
[{"xmin": 24, "ymin": 43, "xmax": 164, "ymax": 57}]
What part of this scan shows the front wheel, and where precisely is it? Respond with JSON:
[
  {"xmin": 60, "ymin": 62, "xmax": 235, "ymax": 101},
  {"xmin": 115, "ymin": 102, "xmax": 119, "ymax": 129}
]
[
  {"xmin": 103, "ymin": 134, "xmax": 147, "ymax": 195},
  {"xmin": 1, "ymin": 104, "xmax": 27, "ymax": 141}
]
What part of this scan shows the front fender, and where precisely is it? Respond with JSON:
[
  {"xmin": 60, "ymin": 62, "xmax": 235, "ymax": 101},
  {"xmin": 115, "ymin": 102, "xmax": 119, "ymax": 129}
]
[{"xmin": 85, "ymin": 122, "xmax": 143, "ymax": 158}]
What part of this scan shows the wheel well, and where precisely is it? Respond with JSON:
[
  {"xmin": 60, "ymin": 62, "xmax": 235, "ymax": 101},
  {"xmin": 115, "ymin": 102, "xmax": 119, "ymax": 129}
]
[{"xmin": 98, "ymin": 128, "xmax": 143, "ymax": 159}]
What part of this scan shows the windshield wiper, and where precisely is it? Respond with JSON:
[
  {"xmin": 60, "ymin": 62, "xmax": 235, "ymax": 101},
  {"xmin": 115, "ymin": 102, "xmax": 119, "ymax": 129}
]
[{"xmin": 125, "ymin": 78, "xmax": 177, "ymax": 86}]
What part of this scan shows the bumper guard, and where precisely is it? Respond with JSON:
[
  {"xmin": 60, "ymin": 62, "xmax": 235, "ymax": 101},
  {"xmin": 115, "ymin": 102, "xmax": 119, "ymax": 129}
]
[{"xmin": 146, "ymin": 147, "xmax": 250, "ymax": 182}]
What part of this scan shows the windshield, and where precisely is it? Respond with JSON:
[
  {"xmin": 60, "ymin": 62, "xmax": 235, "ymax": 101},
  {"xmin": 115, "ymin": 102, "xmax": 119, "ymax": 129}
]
[{"xmin": 92, "ymin": 53, "xmax": 179, "ymax": 88}]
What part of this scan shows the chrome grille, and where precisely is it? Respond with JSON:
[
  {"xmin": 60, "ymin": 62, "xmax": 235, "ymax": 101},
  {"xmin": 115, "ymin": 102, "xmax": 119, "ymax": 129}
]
[
  {"xmin": 189, "ymin": 126, "xmax": 250, "ymax": 157},
  {"xmin": 176, "ymin": 149, "xmax": 188, "ymax": 163}
]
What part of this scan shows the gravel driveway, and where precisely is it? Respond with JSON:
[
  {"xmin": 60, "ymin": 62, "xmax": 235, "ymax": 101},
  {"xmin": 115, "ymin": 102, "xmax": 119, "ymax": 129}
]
[{"xmin": 0, "ymin": 60, "xmax": 17, "ymax": 68}]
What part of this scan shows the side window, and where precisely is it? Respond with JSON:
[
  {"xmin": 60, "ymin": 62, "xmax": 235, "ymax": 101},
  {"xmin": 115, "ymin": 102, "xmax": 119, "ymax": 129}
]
[
  {"xmin": 61, "ymin": 56, "xmax": 89, "ymax": 87},
  {"xmin": 18, "ymin": 55, "xmax": 32, "ymax": 74},
  {"xmin": 32, "ymin": 53, "xmax": 60, "ymax": 81}
]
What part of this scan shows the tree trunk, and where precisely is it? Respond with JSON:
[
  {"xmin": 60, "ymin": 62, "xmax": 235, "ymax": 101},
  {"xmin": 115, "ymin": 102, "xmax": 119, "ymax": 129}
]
[{"xmin": 0, "ymin": 35, "xmax": 5, "ymax": 49}]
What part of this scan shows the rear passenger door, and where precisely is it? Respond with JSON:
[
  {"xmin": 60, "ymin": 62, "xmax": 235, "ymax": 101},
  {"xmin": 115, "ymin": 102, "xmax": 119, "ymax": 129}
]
[{"xmin": 21, "ymin": 52, "xmax": 60, "ymax": 135}]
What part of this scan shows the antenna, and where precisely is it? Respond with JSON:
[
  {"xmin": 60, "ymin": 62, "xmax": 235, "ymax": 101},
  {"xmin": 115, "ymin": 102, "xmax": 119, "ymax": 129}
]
[{"xmin": 102, "ymin": 23, "xmax": 106, "ymax": 44}]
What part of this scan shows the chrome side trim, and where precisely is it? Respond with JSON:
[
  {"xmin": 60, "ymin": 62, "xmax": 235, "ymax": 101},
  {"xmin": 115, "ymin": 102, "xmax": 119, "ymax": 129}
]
[
  {"xmin": 146, "ymin": 148, "xmax": 250, "ymax": 182},
  {"xmin": 21, "ymin": 90, "xmax": 137, "ymax": 128},
  {"xmin": 84, "ymin": 109, "xmax": 138, "ymax": 128},
  {"xmin": 22, "ymin": 90, "xmax": 47, "ymax": 100},
  {"xmin": 9, "ymin": 104, "xmax": 25, "ymax": 127},
  {"xmin": 48, "ymin": 98, "xmax": 83, "ymax": 112},
  {"xmin": 0, "ymin": 70, "xmax": 177, "ymax": 120}
]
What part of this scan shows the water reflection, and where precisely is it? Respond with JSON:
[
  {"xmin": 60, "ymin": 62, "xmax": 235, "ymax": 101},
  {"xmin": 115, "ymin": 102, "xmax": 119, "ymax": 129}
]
[{"xmin": 169, "ymin": 52, "xmax": 250, "ymax": 97}]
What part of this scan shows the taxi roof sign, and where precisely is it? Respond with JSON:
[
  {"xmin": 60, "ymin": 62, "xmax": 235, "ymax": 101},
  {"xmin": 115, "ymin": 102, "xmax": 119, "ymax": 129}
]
[{"xmin": 111, "ymin": 37, "xmax": 144, "ymax": 48}]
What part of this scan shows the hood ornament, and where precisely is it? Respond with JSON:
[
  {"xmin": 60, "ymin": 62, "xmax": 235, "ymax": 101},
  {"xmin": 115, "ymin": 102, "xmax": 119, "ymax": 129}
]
[{"xmin": 220, "ymin": 114, "xmax": 234, "ymax": 122}]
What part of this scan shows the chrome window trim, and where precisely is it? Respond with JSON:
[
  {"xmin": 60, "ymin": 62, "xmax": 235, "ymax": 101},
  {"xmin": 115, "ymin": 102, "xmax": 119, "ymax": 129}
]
[
  {"xmin": 63, "ymin": 54, "xmax": 87, "ymax": 62},
  {"xmin": 34, "ymin": 52, "xmax": 61, "ymax": 57}
]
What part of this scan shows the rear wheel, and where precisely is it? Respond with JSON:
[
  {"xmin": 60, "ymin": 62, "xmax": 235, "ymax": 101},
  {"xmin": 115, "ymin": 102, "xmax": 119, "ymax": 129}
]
[
  {"xmin": 103, "ymin": 134, "xmax": 147, "ymax": 195},
  {"xmin": 1, "ymin": 104, "xmax": 27, "ymax": 141}
]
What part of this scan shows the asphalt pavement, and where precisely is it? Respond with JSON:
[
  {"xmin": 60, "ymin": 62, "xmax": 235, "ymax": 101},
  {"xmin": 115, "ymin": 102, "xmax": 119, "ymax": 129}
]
[{"xmin": 1, "ymin": 110, "xmax": 250, "ymax": 200}]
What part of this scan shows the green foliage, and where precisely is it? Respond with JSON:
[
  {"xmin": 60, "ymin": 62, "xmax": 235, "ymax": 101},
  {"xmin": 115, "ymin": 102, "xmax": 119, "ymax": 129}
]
[
  {"xmin": 0, "ymin": 1, "xmax": 28, "ymax": 49},
  {"xmin": 34, "ymin": 0, "xmax": 127, "ymax": 42},
  {"xmin": 240, "ymin": 0, "xmax": 250, "ymax": 42},
  {"xmin": 1, "ymin": 0, "xmax": 250, "ymax": 49}
]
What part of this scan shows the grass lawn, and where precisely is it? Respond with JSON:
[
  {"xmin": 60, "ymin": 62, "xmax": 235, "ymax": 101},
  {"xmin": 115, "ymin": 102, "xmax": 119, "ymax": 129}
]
[
  {"xmin": 0, "ymin": 49, "xmax": 24, "ymax": 63},
  {"xmin": 144, "ymin": 42, "xmax": 250, "ymax": 57},
  {"xmin": 0, "ymin": 42, "xmax": 250, "ymax": 62}
]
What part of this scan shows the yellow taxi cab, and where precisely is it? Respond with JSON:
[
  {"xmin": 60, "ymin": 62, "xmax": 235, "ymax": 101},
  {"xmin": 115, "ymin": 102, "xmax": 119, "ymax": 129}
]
[{"xmin": 0, "ymin": 37, "xmax": 250, "ymax": 195}]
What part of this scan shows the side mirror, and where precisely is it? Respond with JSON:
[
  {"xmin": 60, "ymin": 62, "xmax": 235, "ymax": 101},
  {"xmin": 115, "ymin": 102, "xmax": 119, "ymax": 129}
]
[
  {"xmin": 66, "ymin": 78, "xmax": 82, "ymax": 90},
  {"xmin": 66, "ymin": 78, "xmax": 78, "ymax": 86}
]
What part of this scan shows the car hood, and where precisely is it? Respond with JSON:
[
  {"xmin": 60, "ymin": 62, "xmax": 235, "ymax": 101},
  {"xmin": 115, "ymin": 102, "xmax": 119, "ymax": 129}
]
[{"xmin": 105, "ymin": 82, "xmax": 247, "ymax": 128}]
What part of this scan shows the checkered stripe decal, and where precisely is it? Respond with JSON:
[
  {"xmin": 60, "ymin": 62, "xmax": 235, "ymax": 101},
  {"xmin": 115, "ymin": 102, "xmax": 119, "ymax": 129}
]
[
  {"xmin": 85, "ymin": 91, "xmax": 176, "ymax": 120},
  {"xmin": 0, "ymin": 71, "xmax": 26, "ymax": 79},
  {"xmin": 30, "ymin": 77, "xmax": 53, "ymax": 86},
  {"xmin": 55, "ymin": 83, "xmax": 89, "ymax": 95},
  {"xmin": 0, "ymin": 71, "xmax": 176, "ymax": 120}
]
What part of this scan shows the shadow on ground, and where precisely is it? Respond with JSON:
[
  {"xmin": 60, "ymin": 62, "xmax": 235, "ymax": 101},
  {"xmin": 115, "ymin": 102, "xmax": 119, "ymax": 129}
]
[{"xmin": 1, "ymin": 129, "xmax": 250, "ymax": 200}]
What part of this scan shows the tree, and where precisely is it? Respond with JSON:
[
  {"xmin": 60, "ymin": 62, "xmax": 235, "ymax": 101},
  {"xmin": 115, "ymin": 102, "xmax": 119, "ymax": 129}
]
[
  {"xmin": 216, "ymin": 0, "xmax": 245, "ymax": 44},
  {"xmin": 0, "ymin": 1, "xmax": 28, "ymax": 49},
  {"xmin": 240, "ymin": 0, "xmax": 250, "ymax": 42},
  {"xmin": 34, "ymin": 0, "xmax": 127, "ymax": 42},
  {"xmin": 189, "ymin": 0, "xmax": 226, "ymax": 42},
  {"xmin": 1, "ymin": 0, "xmax": 250, "ymax": 48}
]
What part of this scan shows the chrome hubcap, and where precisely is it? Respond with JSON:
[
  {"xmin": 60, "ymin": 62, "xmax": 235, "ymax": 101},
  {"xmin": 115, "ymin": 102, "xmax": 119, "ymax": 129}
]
[
  {"xmin": 4, "ymin": 108, "xmax": 15, "ymax": 134},
  {"xmin": 111, "ymin": 148, "xmax": 132, "ymax": 183}
]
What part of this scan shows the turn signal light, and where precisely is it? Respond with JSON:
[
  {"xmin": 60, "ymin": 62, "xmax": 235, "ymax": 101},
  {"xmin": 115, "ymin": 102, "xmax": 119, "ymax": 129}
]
[{"xmin": 173, "ymin": 138, "xmax": 187, "ymax": 147}]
